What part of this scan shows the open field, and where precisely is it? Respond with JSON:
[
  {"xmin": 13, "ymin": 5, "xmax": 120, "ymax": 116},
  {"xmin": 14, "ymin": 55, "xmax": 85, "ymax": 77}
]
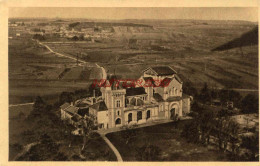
[
  {"xmin": 106, "ymin": 120, "xmax": 230, "ymax": 161},
  {"xmin": 9, "ymin": 20, "xmax": 258, "ymax": 100},
  {"xmin": 42, "ymin": 20, "xmax": 258, "ymax": 90},
  {"xmin": 9, "ymin": 38, "xmax": 101, "ymax": 104},
  {"xmin": 9, "ymin": 79, "xmax": 91, "ymax": 104}
]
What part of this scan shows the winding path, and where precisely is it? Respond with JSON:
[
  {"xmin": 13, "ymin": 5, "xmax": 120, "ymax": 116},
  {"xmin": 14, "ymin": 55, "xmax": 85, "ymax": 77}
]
[
  {"xmin": 99, "ymin": 134, "xmax": 123, "ymax": 161},
  {"xmin": 13, "ymin": 142, "xmax": 39, "ymax": 161},
  {"xmin": 9, "ymin": 102, "xmax": 34, "ymax": 107},
  {"xmin": 34, "ymin": 39, "xmax": 107, "ymax": 80}
]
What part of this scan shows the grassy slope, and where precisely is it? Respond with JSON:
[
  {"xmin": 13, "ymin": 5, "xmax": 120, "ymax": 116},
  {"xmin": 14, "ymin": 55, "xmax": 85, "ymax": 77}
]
[
  {"xmin": 106, "ymin": 121, "xmax": 229, "ymax": 161},
  {"xmin": 9, "ymin": 106, "xmax": 116, "ymax": 161}
]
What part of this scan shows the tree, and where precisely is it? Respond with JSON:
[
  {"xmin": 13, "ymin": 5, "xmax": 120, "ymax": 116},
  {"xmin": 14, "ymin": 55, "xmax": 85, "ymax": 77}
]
[
  {"xmin": 59, "ymin": 92, "xmax": 74, "ymax": 105},
  {"xmin": 54, "ymin": 152, "xmax": 68, "ymax": 161},
  {"xmin": 81, "ymin": 115, "xmax": 96, "ymax": 150},
  {"xmin": 120, "ymin": 126, "xmax": 139, "ymax": 145},
  {"xmin": 241, "ymin": 94, "xmax": 259, "ymax": 114},
  {"xmin": 19, "ymin": 133, "xmax": 59, "ymax": 161},
  {"xmin": 79, "ymin": 34, "xmax": 84, "ymax": 41},
  {"xmin": 191, "ymin": 101, "xmax": 202, "ymax": 113},
  {"xmin": 71, "ymin": 36, "xmax": 79, "ymax": 41},
  {"xmin": 181, "ymin": 120, "xmax": 200, "ymax": 143},
  {"xmin": 219, "ymin": 89, "xmax": 242, "ymax": 108},
  {"xmin": 182, "ymin": 80, "xmax": 198, "ymax": 97},
  {"xmin": 135, "ymin": 144, "xmax": 161, "ymax": 161},
  {"xmin": 33, "ymin": 96, "xmax": 46, "ymax": 112},
  {"xmin": 228, "ymin": 120, "xmax": 240, "ymax": 155},
  {"xmin": 74, "ymin": 89, "xmax": 89, "ymax": 100},
  {"xmin": 241, "ymin": 133, "xmax": 259, "ymax": 161},
  {"xmin": 197, "ymin": 110, "xmax": 216, "ymax": 144},
  {"xmin": 199, "ymin": 82, "xmax": 211, "ymax": 104},
  {"xmin": 33, "ymin": 34, "xmax": 46, "ymax": 41}
]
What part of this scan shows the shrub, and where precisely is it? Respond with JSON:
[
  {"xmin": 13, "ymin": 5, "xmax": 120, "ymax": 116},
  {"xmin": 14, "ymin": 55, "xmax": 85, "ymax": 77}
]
[{"xmin": 135, "ymin": 144, "xmax": 161, "ymax": 161}]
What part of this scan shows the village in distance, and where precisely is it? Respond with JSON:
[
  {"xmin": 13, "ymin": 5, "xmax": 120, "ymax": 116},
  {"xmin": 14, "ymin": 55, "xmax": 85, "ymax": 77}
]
[{"xmin": 8, "ymin": 9, "xmax": 259, "ymax": 161}]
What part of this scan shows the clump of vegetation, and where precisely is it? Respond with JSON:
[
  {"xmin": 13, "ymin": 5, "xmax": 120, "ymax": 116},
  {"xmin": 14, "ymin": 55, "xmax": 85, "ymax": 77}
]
[
  {"xmin": 135, "ymin": 144, "xmax": 161, "ymax": 161},
  {"xmin": 17, "ymin": 133, "xmax": 62, "ymax": 161},
  {"xmin": 33, "ymin": 34, "xmax": 46, "ymax": 41},
  {"xmin": 241, "ymin": 94, "xmax": 259, "ymax": 114},
  {"xmin": 240, "ymin": 133, "xmax": 259, "ymax": 161}
]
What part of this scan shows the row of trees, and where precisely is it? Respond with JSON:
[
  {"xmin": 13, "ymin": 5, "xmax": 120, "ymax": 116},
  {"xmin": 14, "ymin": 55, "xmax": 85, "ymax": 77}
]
[
  {"xmin": 181, "ymin": 109, "xmax": 259, "ymax": 161},
  {"xmin": 19, "ymin": 83, "xmax": 99, "ymax": 160},
  {"xmin": 184, "ymin": 81, "xmax": 258, "ymax": 114}
]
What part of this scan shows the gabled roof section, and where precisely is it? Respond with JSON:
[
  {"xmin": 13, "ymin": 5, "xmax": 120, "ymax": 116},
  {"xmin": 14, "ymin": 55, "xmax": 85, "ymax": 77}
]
[
  {"xmin": 60, "ymin": 102, "xmax": 71, "ymax": 110},
  {"xmin": 143, "ymin": 66, "xmax": 177, "ymax": 76},
  {"xmin": 166, "ymin": 96, "xmax": 182, "ymax": 102},
  {"xmin": 143, "ymin": 77, "xmax": 157, "ymax": 86},
  {"xmin": 71, "ymin": 114, "xmax": 82, "ymax": 122},
  {"xmin": 160, "ymin": 77, "xmax": 173, "ymax": 87},
  {"xmin": 78, "ymin": 108, "xmax": 89, "ymax": 117},
  {"xmin": 90, "ymin": 101, "xmax": 108, "ymax": 112},
  {"xmin": 153, "ymin": 93, "xmax": 164, "ymax": 102},
  {"xmin": 66, "ymin": 105, "xmax": 79, "ymax": 114},
  {"xmin": 130, "ymin": 98, "xmax": 144, "ymax": 106},
  {"xmin": 126, "ymin": 87, "xmax": 147, "ymax": 96},
  {"xmin": 174, "ymin": 74, "xmax": 183, "ymax": 84}
]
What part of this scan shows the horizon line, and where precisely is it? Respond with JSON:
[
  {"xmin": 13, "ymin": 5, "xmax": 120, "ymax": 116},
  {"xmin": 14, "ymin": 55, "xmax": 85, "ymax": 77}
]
[{"xmin": 8, "ymin": 17, "xmax": 258, "ymax": 22}]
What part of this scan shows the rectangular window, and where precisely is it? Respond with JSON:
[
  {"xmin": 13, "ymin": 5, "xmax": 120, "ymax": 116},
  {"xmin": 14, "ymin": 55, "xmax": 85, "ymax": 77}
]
[{"xmin": 116, "ymin": 100, "xmax": 121, "ymax": 108}]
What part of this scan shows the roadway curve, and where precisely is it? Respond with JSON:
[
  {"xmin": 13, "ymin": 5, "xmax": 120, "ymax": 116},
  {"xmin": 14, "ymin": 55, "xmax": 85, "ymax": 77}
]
[
  {"xmin": 99, "ymin": 134, "xmax": 123, "ymax": 161},
  {"xmin": 33, "ymin": 39, "xmax": 107, "ymax": 80},
  {"xmin": 9, "ymin": 103, "xmax": 34, "ymax": 107}
]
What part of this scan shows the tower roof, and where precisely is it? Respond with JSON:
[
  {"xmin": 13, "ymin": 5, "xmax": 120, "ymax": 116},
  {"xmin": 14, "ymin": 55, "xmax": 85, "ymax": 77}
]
[{"xmin": 143, "ymin": 66, "xmax": 177, "ymax": 76}]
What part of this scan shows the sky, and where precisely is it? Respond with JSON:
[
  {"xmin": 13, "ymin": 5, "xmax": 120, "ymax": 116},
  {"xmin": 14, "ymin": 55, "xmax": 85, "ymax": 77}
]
[{"xmin": 9, "ymin": 7, "xmax": 258, "ymax": 22}]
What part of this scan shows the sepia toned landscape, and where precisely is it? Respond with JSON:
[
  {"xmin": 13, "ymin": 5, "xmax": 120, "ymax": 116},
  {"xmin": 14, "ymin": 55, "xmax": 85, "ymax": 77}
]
[{"xmin": 9, "ymin": 7, "xmax": 259, "ymax": 162}]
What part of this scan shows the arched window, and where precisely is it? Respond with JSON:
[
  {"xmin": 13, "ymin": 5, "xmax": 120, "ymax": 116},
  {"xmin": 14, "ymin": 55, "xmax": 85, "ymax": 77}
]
[
  {"xmin": 137, "ymin": 111, "xmax": 142, "ymax": 121},
  {"xmin": 170, "ymin": 108, "xmax": 176, "ymax": 120},
  {"xmin": 117, "ymin": 110, "xmax": 121, "ymax": 116},
  {"xmin": 128, "ymin": 113, "xmax": 132, "ymax": 123},
  {"xmin": 115, "ymin": 118, "xmax": 121, "ymax": 125},
  {"xmin": 175, "ymin": 89, "xmax": 178, "ymax": 95},
  {"xmin": 146, "ymin": 110, "xmax": 151, "ymax": 119},
  {"xmin": 125, "ymin": 98, "xmax": 129, "ymax": 105}
]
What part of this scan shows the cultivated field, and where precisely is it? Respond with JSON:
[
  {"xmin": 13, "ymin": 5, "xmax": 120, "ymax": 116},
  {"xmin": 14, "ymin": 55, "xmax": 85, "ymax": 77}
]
[
  {"xmin": 9, "ymin": 38, "xmax": 99, "ymax": 104},
  {"xmin": 9, "ymin": 19, "xmax": 258, "ymax": 103},
  {"xmin": 45, "ymin": 20, "xmax": 258, "ymax": 90}
]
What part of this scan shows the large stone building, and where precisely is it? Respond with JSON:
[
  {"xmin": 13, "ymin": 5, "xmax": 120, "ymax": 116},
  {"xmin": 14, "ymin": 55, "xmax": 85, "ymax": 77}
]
[{"xmin": 60, "ymin": 66, "xmax": 191, "ymax": 132}]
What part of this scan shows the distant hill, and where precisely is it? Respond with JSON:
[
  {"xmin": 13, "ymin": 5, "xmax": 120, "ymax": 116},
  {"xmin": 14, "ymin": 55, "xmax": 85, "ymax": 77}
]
[{"xmin": 212, "ymin": 26, "xmax": 258, "ymax": 51}]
